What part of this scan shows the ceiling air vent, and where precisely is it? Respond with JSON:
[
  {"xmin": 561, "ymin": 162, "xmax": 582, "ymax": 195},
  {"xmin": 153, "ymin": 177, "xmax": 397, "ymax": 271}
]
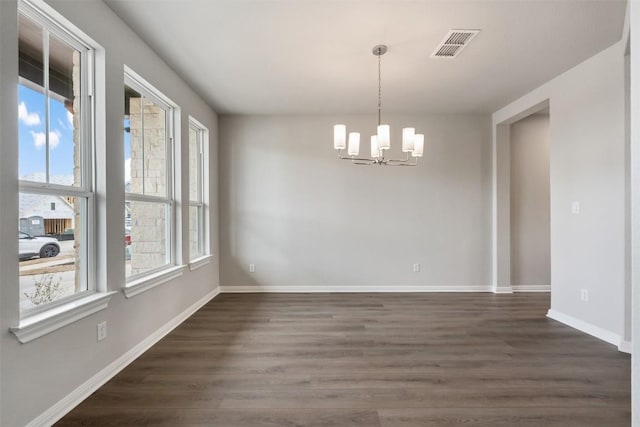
[{"xmin": 431, "ymin": 29, "xmax": 480, "ymax": 59}]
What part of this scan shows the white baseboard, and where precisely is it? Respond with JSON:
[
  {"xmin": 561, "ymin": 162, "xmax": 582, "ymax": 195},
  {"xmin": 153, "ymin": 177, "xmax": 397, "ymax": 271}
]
[
  {"xmin": 618, "ymin": 340, "xmax": 632, "ymax": 354},
  {"xmin": 222, "ymin": 285, "xmax": 552, "ymax": 294},
  {"xmin": 220, "ymin": 285, "xmax": 494, "ymax": 293},
  {"xmin": 512, "ymin": 285, "xmax": 551, "ymax": 292},
  {"xmin": 27, "ymin": 287, "xmax": 220, "ymax": 427},
  {"xmin": 546, "ymin": 308, "xmax": 624, "ymax": 350}
]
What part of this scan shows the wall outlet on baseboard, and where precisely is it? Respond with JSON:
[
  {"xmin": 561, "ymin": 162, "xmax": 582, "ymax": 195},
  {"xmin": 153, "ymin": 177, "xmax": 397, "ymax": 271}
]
[
  {"xmin": 249, "ymin": 263, "xmax": 255, "ymax": 273},
  {"xmin": 580, "ymin": 288, "xmax": 589, "ymax": 302},
  {"xmin": 97, "ymin": 321, "xmax": 107, "ymax": 342},
  {"xmin": 413, "ymin": 263, "xmax": 421, "ymax": 273}
]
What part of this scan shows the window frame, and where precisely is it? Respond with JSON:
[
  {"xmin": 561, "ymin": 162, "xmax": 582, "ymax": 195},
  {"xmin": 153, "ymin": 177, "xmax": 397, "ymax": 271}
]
[
  {"xmin": 17, "ymin": 1, "xmax": 96, "ymax": 317},
  {"xmin": 188, "ymin": 116, "xmax": 209, "ymax": 264},
  {"xmin": 123, "ymin": 66, "xmax": 182, "ymax": 292},
  {"xmin": 11, "ymin": 0, "xmax": 116, "ymax": 344}
]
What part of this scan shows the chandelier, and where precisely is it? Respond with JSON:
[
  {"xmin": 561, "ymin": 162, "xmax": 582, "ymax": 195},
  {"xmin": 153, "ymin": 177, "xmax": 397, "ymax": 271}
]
[{"xmin": 333, "ymin": 45, "xmax": 424, "ymax": 166}]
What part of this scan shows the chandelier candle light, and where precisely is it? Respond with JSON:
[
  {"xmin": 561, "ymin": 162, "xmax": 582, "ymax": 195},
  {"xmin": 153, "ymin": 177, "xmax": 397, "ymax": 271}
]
[{"xmin": 333, "ymin": 45, "xmax": 424, "ymax": 166}]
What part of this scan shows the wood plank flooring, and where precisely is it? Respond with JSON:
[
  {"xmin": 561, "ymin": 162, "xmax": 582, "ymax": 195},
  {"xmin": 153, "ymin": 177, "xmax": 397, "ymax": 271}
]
[{"xmin": 57, "ymin": 293, "xmax": 631, "ymax": 426}]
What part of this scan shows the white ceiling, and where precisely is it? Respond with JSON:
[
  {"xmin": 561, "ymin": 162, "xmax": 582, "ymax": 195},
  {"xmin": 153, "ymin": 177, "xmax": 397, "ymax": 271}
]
[{"xmin": 104, "ymin": 0, "xmax": 626, "ymax": 115}]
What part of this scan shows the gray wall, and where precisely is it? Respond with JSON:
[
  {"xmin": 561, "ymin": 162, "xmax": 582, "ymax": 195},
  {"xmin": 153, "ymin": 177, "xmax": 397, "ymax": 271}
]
[
  {"xmin": 510, "ymin": 115, "xmax": 551, "ymax": 289},
  {"xmin": 549, "ymin": 44, "xmax": 625, "ymax": 337},
  {"xmin": 494, "ymin": 40, "xmax": 627, "ymax": 341},
  {"xmin": 0, "ymin": 1, "xmax": 220, "ymax": 425},
  {"xmin": 219, "ymin": 114, "xmax": 492, "ymax": 289}
]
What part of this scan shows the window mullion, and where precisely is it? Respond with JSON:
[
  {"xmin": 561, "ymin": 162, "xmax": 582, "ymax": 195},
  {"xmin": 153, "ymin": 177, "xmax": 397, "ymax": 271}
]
[
  {"xmin": 125, "ymin": 193, "xmax": 171, "ymax": 204},
  {"xmin": 43, "ymin": 27, "xmax": 50, "ymax": 183},
  {"xmin": 83, "ymin": 50, "xmax": 93, "ymax": 192},
  {"xmin": 141, "ymin": 95, "xmax": 146, "ymax": 195},
  {"xmin": 19, "ymin": 182, "xmax": 91, "ymax": 198},
  {"xmin": 198, "ymin": 133, "xmax": 203, "ymax": 204},
  {"xmin": 167, "ymin": 109, "xmax": 174, "ymax": 267}
]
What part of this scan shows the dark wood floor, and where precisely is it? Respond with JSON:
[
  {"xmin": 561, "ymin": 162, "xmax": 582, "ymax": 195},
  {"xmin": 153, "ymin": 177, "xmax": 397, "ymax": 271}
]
[{"xmin": 57, "ymin": 293, "xmax": 630, "ymax": 426}]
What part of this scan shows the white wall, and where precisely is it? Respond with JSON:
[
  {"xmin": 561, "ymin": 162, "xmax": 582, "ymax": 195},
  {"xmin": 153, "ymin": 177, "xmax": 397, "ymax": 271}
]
[
  {"xmin": 493, "ymin": 41, "xmax": 627, "ymax": 345},
  {"xmin": 510, "ymin": 114, "xmax": 550, "ymax": 290},
  {"xmin": 219, "ymin": 114, "xmax": 492, "ymax": 290},
  {"xmin": 0, "ymin": 1, "xmax": 220, "ymax": 425}
]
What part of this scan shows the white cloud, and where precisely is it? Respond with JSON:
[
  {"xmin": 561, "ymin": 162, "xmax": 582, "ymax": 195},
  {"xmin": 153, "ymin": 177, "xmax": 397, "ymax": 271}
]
[
  {"xmin": 67, "ymin": 111, "xmax": 73, "ymax": 127},
  {"xmin": 124, "ymin": 158, "xmax": 131, "ymax": 183},
  {"xmin": 31, "ymin": 132, "xmax": 45, "ymax": 148},
  {"xmin": 31, "ymin": 130, "xmax": 61, "ymax": 149},
  {"xmin": 18, "ymin": 102, "xmax": 41, "ymax": 126}
]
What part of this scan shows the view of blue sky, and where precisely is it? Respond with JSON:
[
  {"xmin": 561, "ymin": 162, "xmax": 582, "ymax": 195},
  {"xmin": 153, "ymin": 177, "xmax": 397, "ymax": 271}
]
[
  {"xmin": 18, "ymin": 84, "xmax": 74, "ymax": 178},
  {"xmin": 19, "ymin": 84, "xmax": 131, "ymax": 185}
]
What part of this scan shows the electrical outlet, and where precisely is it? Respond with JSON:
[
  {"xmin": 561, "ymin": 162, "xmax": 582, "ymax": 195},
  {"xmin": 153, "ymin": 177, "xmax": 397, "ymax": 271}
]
[
  {"xmin": 580, "ymin": 289, "xmax": 589, "ymax": 302},
  {"xmin": 249, "ymin": 263, "xmax": 255, "ymax": 273},
  {"xmin": 97, "ymin": 321, "xmax": 107, "ymax": 342},
  {"xmin": 413, "ymin": 263, "xmax": 421, "ymax": 273}
]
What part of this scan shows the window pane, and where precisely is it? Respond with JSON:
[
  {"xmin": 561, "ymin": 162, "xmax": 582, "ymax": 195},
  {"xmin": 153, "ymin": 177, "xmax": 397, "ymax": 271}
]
[
  {"xmin": 48, "ymin": 33, "xmax": 82, "ymax": 186},
  {"xmin": 19, "ymin": 193, "xmax": 86, "ymax": 312},
  {"xmin": 126, "ymin": 200, "xmax": 169, "ymax": 278},
  {"xmin": 189, "ymin": 126, "xmax": 200, "ymax": 201},
  {"xmin": 141, "ymin": 98, "xmax": 167, "ymax": 197},
  {"xmin": 19, "ymin": 14, "xmax": 83, "ymax": 187},
  {"xmin": 125, "ymin": 86, "xmax": 168, "ymax": 198},
  {"xmin": 189, "ymin": 205, "xmax": 203, "ymax": 259},
  {"xmin": 18, "ymin": 14, "xmax": 46, "ymax": 182}
]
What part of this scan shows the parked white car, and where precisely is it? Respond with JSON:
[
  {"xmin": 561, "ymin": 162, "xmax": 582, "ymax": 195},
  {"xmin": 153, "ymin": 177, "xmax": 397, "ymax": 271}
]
[{"xmin": 19, "ymin": 231, "xmax": 60, "ymax": 260}]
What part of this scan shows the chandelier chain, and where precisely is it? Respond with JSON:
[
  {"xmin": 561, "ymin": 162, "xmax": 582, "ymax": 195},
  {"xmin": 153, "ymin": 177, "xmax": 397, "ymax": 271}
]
[{"xmin": 378, "ymin": 50, "xmax": 382, "ymax": 126}]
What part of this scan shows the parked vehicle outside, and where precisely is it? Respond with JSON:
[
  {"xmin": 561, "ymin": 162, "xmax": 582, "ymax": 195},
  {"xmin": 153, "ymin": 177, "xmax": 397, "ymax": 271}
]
[
  {"xmin": 19, "ymin": 231, "xmax": 60, "ymax": 260},
  {"xmin": 125, "ymin": 227, "xmax": 131, "ymax": 260}
]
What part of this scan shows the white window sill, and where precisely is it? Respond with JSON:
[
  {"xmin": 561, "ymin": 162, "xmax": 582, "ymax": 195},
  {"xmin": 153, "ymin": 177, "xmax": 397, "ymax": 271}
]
[
  {"xmin": 10, "ymin": 291, "xmax": 117, "ymax": 344},
  {"xmin": 123, "ymin": 265, "xmax": 186, "ymax": 299},
  {"xmin": 189, "ymin": 255, "xmax": 212, "ymax": 271}
]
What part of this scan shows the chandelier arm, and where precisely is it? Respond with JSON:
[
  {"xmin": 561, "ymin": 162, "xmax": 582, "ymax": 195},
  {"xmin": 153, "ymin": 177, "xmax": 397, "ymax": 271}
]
[
  {"xmin": 342, "ymin": 156, "xmax": 377, "ymax": 162},
  {"xmin": 337, "ymin": 149, "xmax": 376, "ymax": 162},
  {"xmin": 385, "ymin": 155, "xmax": 418, "ymax": 166},
  {"xmin": 386, "ymin": 162, "xmax": 417, "ymax": 167},
  {"xmin": 386, "ymin": 160, "xmax": 418, "ymax": 166},
  {"xmin": 384, "ymin": 152, "xmax": 410, "ymax": 162}
]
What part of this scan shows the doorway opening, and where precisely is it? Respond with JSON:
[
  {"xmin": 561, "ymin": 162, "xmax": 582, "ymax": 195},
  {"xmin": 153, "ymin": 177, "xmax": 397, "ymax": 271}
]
[
  {"xmin": 509, "ymin": 110, "xmax": 551, "ymax": 292},
  {"xmin": 492, "ymin": 98, "xmax": 550, "ymax": 296}
]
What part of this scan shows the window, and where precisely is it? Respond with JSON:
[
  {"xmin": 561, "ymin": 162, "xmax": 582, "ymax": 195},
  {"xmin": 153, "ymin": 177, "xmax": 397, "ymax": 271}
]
[
  {"xmin": 124, "ymin": 68, "xmax": 178, "ymax": 286},
  {"xmin": 188, "ymin": 117, "xmax": 208, "ymax": 262},
  {"xmin": 17, "ymin": 4, "xmax": 94, "ymax": 314}
]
